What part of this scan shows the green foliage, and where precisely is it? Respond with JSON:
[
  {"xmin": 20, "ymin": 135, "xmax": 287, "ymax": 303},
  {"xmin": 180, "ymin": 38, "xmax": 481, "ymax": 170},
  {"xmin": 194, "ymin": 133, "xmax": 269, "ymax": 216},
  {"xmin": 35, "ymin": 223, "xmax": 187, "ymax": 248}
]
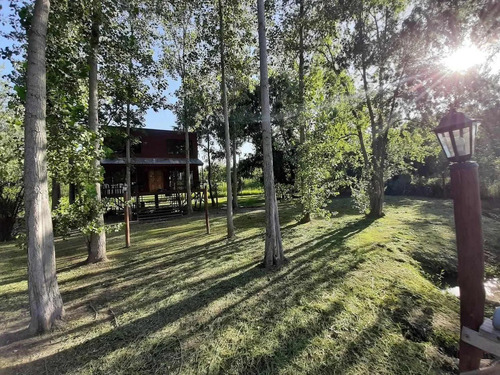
[
  {"xmin": 351, "ymin": 177, "xmax": 371, "ymax": 214},
  {"xmin": 53, "ymin": 186, "xmax": 123, "ymax": 247},
  {"xmin": 275, "ymin": 183, "xmax": 293, "ymax": 200},
  {"xmin": 296, "ymin": 66, "xmax": 361, "ymax": 219},
  {"xmin": 0, "ymin": 82, "xmax": 24, "ymax": 241}
]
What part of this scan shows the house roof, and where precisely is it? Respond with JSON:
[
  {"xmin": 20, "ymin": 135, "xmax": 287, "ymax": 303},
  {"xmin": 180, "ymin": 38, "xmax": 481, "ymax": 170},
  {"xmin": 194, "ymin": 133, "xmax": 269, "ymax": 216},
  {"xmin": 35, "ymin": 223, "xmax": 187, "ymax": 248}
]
[{"xmin": 101, "ymin": 157, "xmax": 204, "ymax": 166}]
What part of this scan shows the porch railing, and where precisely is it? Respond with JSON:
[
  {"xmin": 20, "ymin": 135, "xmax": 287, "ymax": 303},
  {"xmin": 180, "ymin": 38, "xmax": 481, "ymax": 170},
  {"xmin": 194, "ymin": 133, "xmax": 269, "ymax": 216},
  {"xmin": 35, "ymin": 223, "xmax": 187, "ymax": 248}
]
[
  {"xmin": 102, "ymin": 183, "xmax": 127, "ymax": 197},
  {"xmin": 101, "ymin": 183, "xmax": 201, "ymax": 197}
]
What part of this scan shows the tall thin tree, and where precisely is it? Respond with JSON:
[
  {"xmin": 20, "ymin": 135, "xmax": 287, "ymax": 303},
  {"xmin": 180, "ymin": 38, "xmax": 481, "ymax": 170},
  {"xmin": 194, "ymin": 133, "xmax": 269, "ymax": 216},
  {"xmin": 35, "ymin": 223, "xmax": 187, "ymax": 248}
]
[
  {"xmin": 232, "ymin": 127, "xmax": 238, "ymax": 210},
  {"xmin": 218, "ymin": 0, "xmax": 235, "ymax": 238},
  {"xmin": 87, "ymin": 0, "xmax": 107, "ymax": 263},
  {"xmin": 297, "ymin": 0, "xmax": 311, "ymax": 223},
  {"xmin": 181, "ymin": 23, "xmax": 193, "ymax": 216},
  {"xmin": 257, "ymin": 0, "xmax": 285, "ymax": 268},
  {"xmin": 24, "ymin": 0, "xmax": 64, "ymax": 332},
  {"xmin": 125, "ymin": 23, "xmax": 134, "ymax": 217}
]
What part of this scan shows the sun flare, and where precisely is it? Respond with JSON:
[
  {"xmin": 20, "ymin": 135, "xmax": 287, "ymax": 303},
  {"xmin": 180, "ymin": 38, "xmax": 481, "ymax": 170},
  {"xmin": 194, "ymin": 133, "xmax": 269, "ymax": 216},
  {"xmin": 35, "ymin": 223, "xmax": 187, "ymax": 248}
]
[{"xmin": 442, "ymin": 45, "xmax": 486, "ymax": 72}]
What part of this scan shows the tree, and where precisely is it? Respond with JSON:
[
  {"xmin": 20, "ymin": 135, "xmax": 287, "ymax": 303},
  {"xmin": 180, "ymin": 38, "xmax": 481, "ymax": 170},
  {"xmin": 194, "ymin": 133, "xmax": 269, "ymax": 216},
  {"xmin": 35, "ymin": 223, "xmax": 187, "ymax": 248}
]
[
  {"xmin": 2, "ymin": 1, "xmax": 106, "ymax": 251},
  {"xmin": 204, "ymin": 117, "xmax": 218, "ymax": 206},
  {"xmin": 185, "ymin": 0, "xmax": 254, "ymax": 231},
  {"xmin": 270, "ymin": 0, "xmax": 337, "ymax": 222},
  {"xmin": 87, "ymin": 0, "xmax": 107, "ymax": 263},
  {"xmin": 164, "ymin": 2, "xmax": 200, "ymax": 216},
  {"xmin": 23, "ymin": 0, "xmax": 64, "ymax": 333},
  {"xmin": 257, "ymin": 0, "xmax": 285, "ymax": 268},
  {"xmin": 218, "ymin": 0, "xmax": 235, "ymax": 238},
  {"xmin": 295, "ymin": 64, "xmax": 359, "ymax": 218},
  {"xmin": 334, "ymin": 0, "xmax": 434, "ymax": 217}
]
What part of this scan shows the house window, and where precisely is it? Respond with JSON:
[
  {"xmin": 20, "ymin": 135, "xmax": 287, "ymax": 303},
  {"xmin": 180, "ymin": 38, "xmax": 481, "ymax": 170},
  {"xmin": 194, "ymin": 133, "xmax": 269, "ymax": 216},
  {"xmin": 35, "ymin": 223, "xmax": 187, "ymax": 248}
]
[
  {"xmin": 166, "ymin": 139, "xmax": 195, "ymax": 155},
  {"xmin": 132, "ymin": 141, "xmax": 142, "ymax": 155},
  {"xmin": 166, "ymin": 139, "xmax": 185, "ymax": 155}
]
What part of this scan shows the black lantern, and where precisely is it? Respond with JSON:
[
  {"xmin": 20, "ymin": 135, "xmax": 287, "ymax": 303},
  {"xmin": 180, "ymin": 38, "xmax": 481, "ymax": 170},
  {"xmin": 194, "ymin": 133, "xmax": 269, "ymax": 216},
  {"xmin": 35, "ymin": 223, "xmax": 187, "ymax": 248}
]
[{"xmin": 434, "ymin": 110, "xmax": 479, "ymax": 163}]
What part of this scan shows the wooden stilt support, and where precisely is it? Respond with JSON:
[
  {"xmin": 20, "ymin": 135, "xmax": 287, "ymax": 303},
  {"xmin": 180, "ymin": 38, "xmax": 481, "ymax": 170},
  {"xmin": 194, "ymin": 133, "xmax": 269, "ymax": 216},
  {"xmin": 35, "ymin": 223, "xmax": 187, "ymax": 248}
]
[{"xmin": 204, "ymin": 185, "xmax": 210, "ymax": 234}]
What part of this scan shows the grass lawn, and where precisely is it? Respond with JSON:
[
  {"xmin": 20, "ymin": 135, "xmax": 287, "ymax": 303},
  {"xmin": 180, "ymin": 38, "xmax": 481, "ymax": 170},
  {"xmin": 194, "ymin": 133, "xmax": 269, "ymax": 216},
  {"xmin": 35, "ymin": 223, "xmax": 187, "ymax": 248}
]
[{"xmin": 1, "ymin": 196, "xmax": 500, "ymax": 374}]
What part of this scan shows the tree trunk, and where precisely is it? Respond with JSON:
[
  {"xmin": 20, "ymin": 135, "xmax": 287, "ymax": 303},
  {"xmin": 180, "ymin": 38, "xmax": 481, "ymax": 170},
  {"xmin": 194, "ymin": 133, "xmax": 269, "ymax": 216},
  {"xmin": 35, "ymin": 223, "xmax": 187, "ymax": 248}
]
[
  {"xmin": 51, "ymin": 178, "xmax": 61, "ymax": 211},
  {"xmin": 368, "ymin": 132, "xmax": 386, "ymax": 217},
  {"xmin": 359, "ymin": 15, "xmax": 385, "ymax": 219},
  {"xmin": 207, "ymin": 132, "xmax": 215, "ymax": 207},
  {"xmin": 68, "ymin": 159, "xmax": 76, "ymax": 204},
  {"xmin": 356, "ymin": 122, "xmax": 369, "ymax": 168},
  {"xmin": 218, "ymin": 0, "xmax": 235, "ymax": 238},
  {"xmin": 215, "ymin": 184, "xmax": 219, "ymax": 209},
  {"xmin": 297, "ymin": 0, "xmax": 310, "ymax": 223},
  {"xmin": 23, "ymin": 0, "xmax": 63, "ymax": 333},
  {"xmin": 369, "ymin": 167, "xmax": 384, "ymax": 217},
  {"xmin": 0, "ymin": 217, "xmax": 15, "ymax": 242},
  {"xmin": 126, "ymin": 102, "xmax": 131, "ymax": 201},
  {"xmin": 298, "ymin": 0, "xmax": 305, "ymax": 146},
  {"xmin": 69, "ymin": 183, "xmax": 76, "ymax": 204},
  {"xmin": 185, "ymin": 122, "xmax": 192, "ymax": 215},
  {"xmin": 87, "ymin": 0, "xmax": 107, "ymax": 263},
  {"xmin": 232, "ymin": 128, "xmax": 238, "ymax": 211},
  {"xmin": 125, "ymin": 102, "xmax": 132, "ymax": 237},
  {"xmin": 257, "ymin": 0, "xmax": 285, "ymax": 268}
]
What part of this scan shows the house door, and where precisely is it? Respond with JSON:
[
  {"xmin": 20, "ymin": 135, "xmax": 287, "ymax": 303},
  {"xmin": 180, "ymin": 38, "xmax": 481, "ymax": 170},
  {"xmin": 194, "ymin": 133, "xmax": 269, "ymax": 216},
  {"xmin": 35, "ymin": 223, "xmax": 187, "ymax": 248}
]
[{"xmin": 148, "ymin": 169, "xmax": 164, "ymax": 192}]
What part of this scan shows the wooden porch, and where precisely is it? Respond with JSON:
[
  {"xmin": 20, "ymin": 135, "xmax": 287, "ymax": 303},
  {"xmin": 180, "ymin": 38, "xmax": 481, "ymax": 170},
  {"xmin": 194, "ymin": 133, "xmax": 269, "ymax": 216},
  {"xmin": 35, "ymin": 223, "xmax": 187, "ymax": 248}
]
[
  {"xmin": 101, "ymin": 160, "xmax": 203, "ymax": 222},
  {"xmin": 104, "ymin": 188, "xmax": 205, "ymax": 222}
]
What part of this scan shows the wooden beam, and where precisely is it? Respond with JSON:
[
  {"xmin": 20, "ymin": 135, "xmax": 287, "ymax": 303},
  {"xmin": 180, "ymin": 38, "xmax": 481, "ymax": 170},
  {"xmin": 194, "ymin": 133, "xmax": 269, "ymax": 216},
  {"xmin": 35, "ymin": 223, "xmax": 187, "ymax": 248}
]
[
  {"xmin": 461, "ymin": 363, "xmax": 500, "ymax": 375},
  {"xmin": 461, "ymin": 326, "xmax": 500, "ymax": 357}
]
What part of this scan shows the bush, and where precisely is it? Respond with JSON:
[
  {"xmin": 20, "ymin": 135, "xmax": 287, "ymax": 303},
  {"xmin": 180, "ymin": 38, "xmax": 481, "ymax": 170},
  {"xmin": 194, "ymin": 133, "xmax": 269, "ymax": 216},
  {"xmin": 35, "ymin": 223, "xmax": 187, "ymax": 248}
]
[
  {"xmin": 481, "ymin": 180, "xmax": 500, "ymax": 200},
  {"xmin": 275, "ymin": 183, "xmax": 294, "ymax": 200},
  {"xmin": 386, "ymin": 175, "xmax": 450, "ymax": 199}
]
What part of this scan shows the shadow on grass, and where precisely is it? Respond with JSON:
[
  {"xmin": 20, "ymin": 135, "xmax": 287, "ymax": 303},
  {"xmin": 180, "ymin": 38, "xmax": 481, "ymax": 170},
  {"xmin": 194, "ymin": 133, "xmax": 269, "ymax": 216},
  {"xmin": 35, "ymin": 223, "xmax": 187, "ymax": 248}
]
[{"xmin": 2, "ymin": 212, "xmax": 378, "ymax": 374}]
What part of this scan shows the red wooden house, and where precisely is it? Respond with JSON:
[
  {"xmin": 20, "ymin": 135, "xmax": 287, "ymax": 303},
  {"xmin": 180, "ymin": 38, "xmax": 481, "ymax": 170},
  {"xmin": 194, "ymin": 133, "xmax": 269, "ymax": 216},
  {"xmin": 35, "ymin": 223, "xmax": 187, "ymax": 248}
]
[{"xmin": 101, "ymin": 127, "xmax": 203, "ymax": 219}]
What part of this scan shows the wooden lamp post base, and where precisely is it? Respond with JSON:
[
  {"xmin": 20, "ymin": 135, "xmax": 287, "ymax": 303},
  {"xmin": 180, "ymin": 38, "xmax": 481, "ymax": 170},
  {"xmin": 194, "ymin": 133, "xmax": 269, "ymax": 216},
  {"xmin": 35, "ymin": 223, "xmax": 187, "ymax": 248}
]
[{"xmin": 450, "ymin": 162, "xmax": 485, "ymax": 372}]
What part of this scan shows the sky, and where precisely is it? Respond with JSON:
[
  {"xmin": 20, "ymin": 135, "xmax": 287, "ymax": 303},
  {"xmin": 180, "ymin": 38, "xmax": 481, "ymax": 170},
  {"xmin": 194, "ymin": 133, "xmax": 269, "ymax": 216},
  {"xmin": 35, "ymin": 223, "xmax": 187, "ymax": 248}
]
[{"xmin": 144, "ymin": 79, "xmax": 180, "ymax": 131}]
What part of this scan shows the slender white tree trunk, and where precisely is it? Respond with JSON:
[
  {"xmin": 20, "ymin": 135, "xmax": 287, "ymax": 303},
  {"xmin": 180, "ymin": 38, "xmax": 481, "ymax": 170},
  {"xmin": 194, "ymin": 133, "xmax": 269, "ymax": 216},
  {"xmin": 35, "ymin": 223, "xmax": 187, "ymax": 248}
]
[
  {"xmin": 257, "ymin": 0, "xmax": 285, "ymax": 268},
  {"xmin": 24, "ymin": 0, "xmax": 64, "ymax": 333},
  {"xmin": 206, "ymin": 131, "xmax": 215, "ymax": 206},
  {"xmin": 232, "ymin": 129, "xmax": 238, "ymax": 211},
  {"xmin": 126, "ymin": 102, "xmax": 131, "ymax": 201},
  {"xmin": 298, "ymin": 0, "xmax": 305, "ymax": 146},
  {"xmin": 298, "ymin": 0, "xmax": 310, "ymax": 223},
  {"xmin": 219, "ymin": 0, "xmax": 235, "ymax": 238},
  {"xmin": 87, "ymin": 0, "xmax": 107, "ymax": 263},
  {"xmin": 185, "ymin": 117, "xmax": 193, "ymax": 215}
]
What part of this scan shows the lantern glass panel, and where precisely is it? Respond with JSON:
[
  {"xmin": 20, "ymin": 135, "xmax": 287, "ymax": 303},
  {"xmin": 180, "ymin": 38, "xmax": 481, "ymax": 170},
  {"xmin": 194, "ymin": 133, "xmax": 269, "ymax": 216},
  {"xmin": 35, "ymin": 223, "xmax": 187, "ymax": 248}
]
[
  {"xmin": 437, "ymin": 131, "xmax": 455, "ymax": 158},
  {"xmin": 452, "ymin": 127, "xmax": 471, "ymax": 156}
]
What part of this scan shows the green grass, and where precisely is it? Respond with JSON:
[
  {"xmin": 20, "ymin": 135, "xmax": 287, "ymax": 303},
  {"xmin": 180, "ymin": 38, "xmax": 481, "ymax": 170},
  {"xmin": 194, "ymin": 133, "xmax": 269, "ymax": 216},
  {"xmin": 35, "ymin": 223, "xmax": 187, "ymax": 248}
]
[
  {"xmin": 213, "ymin": 194, "xmax": 266, "ymax": 208},
  {"xmin": 1, "ymin": 196, "xmax": 500, "ymax": 374},
  {"xmin": 211, "ymin": 179, "xmax": 264, "ymax": 198}
]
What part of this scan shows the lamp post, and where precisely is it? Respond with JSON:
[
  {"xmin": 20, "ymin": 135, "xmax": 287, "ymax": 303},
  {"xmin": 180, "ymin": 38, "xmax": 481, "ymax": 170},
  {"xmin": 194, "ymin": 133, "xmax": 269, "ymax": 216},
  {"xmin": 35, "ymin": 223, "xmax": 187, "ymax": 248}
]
[{"xmin": 434, "ymin": 110, "xmax": 484, "ymax": 372}]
